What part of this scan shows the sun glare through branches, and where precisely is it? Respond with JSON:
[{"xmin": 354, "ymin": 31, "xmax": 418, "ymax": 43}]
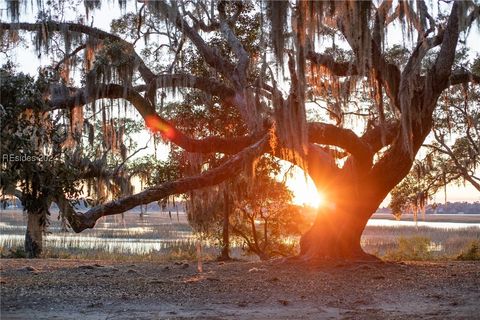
[{"xmin": 284, "ymin": 171, "xmax": 324, "ymax": 209}]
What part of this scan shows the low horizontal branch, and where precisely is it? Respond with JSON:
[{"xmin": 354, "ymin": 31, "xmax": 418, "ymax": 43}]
[
  {"xmin": 67, "ymin": 135, "xmax": 269, "ymax": 232},
  {"xmin": 48, "ymin": 83, "xmax": 259, "ymax": 155}
]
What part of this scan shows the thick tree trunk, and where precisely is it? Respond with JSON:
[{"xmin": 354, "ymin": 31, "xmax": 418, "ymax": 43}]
[
  {"xmin": 299, "ymin": 169, "xmax": 383, "ymax": 261},
  {"xmin": 299, "ymin": 207, "xmax": 373, "ymax": 260},
  {"xmin": 25, "ymin": 211, "xmax": 45, "ymax": 258}
]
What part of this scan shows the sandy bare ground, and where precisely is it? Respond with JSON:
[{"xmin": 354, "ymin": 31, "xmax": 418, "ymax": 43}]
[{"xmin": 1, "ymin": 258, "xmax": 479, "ymax": 319}]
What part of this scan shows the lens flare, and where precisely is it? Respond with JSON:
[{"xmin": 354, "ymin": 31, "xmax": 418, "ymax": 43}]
[{"xmin": 145, "ymin": 115, "xmax": 175, "ymax": 139}]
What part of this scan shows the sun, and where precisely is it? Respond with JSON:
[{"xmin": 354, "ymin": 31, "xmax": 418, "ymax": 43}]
[{"xmin": 284, "ymin": 171, "xmax": 324, "ymax": 208}]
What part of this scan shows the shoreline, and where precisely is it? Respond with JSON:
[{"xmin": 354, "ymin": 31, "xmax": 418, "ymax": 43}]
[{"xmin": 372, "ymin": 213, "xmax": 480, "ymax": 223}]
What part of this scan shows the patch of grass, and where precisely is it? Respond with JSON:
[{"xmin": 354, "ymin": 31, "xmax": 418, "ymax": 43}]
[
  {"xmin": 362, "ymin": 225, "xmax": 480, "ymax": 259},
  {"xmin": 0, "ymin": 247, "xmax": 27, "ymax": 258},
  {"xmin": 457, "ymin": 240, "xmax": 480, "ymax": 261},
  {"xmin": 0, "ymin": 241, "xmax": 217, "ymax": 263},
  {"xmin": 383, "ymin": 236, "xmax": 434, "ymax": 261}
]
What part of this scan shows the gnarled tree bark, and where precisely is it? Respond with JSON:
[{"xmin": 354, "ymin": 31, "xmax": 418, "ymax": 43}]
[{"xmin": 25, "ymin": 209, "xmax": 46, "ymax": 258}]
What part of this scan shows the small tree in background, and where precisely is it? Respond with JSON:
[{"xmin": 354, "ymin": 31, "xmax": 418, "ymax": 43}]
[
  {"xmin": 229, "ymin": 157, "xmax": 310, "ymax": 260},
  {"xmin": 231, "ymin": 179, "xmax": 307, "ymax": 260},
  {"xmin": 1, "ymin": 65, "xmax": 83, "ymax": 257},
  {"xmin": 0, "ymin": 65, "xmax": 148, "ymax": 257},
  {"xmin": 183, "ymin": 155, "xmax": 310, "ymax": 260}
]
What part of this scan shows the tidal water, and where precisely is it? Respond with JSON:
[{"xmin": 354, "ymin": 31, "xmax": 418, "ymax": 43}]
[
  {"xmin": 1, "ymin": 209, "xmax": 479, "ymax": 256},
  {"xmin": 367, "ymin": 219, "xmax": 480, "ymax": 229}
]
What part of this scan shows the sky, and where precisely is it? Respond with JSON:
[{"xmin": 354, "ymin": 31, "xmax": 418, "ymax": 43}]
[{"xmin": 1, "ymin": 0, "xmax": 479, "ymax": 206}]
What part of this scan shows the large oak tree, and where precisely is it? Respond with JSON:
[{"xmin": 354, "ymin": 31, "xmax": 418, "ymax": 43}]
[{"xmin": 1, "ymin": 0, "xmax": 479, "ymax": 260}]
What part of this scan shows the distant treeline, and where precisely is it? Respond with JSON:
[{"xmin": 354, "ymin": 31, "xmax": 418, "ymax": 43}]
[
  {"xmin": 3, "ymin": 197, "xmax": 479, "ymax": 215},
  {"xmin": 0, "ymin": 197, "xmax": 186, "ymax": 213},
  {"xmin": 377, "ymin": 202, "xmax": 480, "ymax": 215}
]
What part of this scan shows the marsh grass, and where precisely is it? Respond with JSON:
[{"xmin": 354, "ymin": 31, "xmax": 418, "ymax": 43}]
[
  {"xmin": 456, "ymin": 240, "xmax": 480, "ymax": 260},
  {"xmin": 0, "ymin": 240, "xmax": 215, "ymax": 262},
  {"xmin": 362, "ymin": 226, "xmax": 480, "ymax": 260},
  {"xmin": 1, "ymin": 210, "xmax": 479, "ymax": 261},
  {"xmin": 382, "ymin": 236, "xmax": 433, "ymax": 261}
]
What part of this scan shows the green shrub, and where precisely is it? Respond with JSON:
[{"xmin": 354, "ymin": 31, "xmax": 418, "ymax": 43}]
[
  {"xmin": 384, "ymin": 236, "xmax": 433, "ymax": 261},
  {"xmin": 457, "ymin": 240, "xmax": 480, "ymax": 261}
]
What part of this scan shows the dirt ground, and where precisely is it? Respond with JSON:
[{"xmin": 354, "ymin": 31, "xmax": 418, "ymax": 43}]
[{"xmin": 1, "ymin": 258, "xmax": 479, "ymax": 319}]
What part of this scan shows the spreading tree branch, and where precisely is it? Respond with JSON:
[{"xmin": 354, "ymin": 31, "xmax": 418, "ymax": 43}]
[
  {"xmin": 53, "ymin": 43, "xmax": 86, "ymax": 71},
  {"xmin": 147, "ymin": 1, "xmax": 235, "ymax": 78},
  {"xmin": 47, "ymin": 83, "xmax": 260, "ymax": 155},
  {"xmin": 449, "ymin": 71, "xmax": 480, "ymax": 86},
  {"xmin": 68, "ymin": 135, "xmax": 269, "ymax": 232},
  {"xmin": 361, "ymin": 121, "xmax": 400, "ymax": 154},
  {"xmin": 307, "ymin": 122, "xmax": 373, "ymax": 167},
  {"xmin": 432, "ymin": 2, "xmax": 460, "ymax": 90},
  {"xmin": 218, "ymin": 0, "xmax": 249, "ymax": 88},
  {"xmin": 0, "ymin": 22, "xmax": 156, "ymax": 84}
]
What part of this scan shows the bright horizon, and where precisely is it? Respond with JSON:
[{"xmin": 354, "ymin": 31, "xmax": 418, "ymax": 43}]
[{"xmin": 285, "ymin": 170, "xmax": 480, "ymax": 209}]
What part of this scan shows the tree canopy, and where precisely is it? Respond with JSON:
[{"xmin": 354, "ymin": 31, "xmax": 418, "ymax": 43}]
[{"xmin": 1, "ymin": 0, "xmax": 479, "ymax": 259}]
